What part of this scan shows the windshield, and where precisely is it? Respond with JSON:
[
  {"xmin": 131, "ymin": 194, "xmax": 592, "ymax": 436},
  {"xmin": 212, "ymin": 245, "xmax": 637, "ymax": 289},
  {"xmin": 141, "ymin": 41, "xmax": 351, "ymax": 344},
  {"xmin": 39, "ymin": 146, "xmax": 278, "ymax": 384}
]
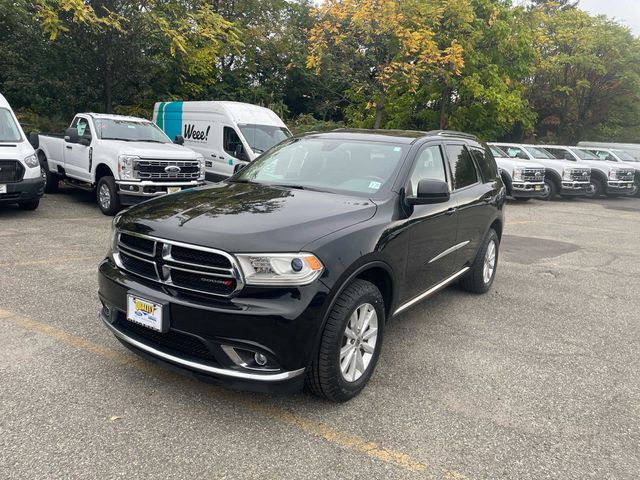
[
  {"xmin": 233, "ymin": 137, "xmax": 408, "ymax": 197},
  {"xmin": 238, "ymin": 124, "xmax": 291, "ymax": 154},
  {"xmin": 0, "ymin": 108, "xmax": 23, "ymax": 142},
  {"xmin": 571, "ymin": 148, "xmax": 600, "ymax": 160},
  {"xmin": 94, "ymin": 118, "xmax": 171, "ymax": 143},
  {"xmin": 613, "ymin": 149, "xmax": 638, "ymax": 162},
  {"xmin": 523, "ymin": 146, "xmax": 555, "ymax": 159}
]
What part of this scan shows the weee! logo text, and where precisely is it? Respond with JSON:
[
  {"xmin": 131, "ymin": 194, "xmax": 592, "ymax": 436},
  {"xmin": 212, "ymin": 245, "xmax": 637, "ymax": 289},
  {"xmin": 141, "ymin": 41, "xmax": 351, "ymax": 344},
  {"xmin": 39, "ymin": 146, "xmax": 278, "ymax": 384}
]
[{"xmin": 184, "ymin": 124, "xmax": 210, "ymax": 142}]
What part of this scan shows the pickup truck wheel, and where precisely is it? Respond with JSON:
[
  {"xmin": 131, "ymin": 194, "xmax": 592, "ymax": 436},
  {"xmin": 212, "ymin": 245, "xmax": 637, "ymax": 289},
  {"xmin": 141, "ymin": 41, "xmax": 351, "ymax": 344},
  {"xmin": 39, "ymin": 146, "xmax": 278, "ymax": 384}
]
[
  {"xmin": 18, "ymin": 200, "xmax": 40, "ymax": 211},
  {"xmin": 305, "ymin": 279, "xmax": 385, "ymax": 402},
  {"xmin": 40, "ymin": 157, "xmax": 59, "ymax": 193},
  {"xmin": 96, "ymin": 176, "xmax": 121, "ymax": 216},
  {"xmin": 459, "ymin": 228, "xmax": 499, "ymax": 294},
  {"xmin": 539, "ymin": 179, "xmax": 556, "ymax": 200},
  {"xmin": 587, "ymin": 178, "xmax": 604, "ymax": 198}
]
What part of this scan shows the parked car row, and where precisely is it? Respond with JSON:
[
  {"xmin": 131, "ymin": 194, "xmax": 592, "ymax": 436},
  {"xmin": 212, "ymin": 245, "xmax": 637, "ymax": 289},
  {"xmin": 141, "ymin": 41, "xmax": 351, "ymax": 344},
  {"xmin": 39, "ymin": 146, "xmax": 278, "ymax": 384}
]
[{"xmin": 489, "ymin": 142, "xmax": 638, "ymax": 200}]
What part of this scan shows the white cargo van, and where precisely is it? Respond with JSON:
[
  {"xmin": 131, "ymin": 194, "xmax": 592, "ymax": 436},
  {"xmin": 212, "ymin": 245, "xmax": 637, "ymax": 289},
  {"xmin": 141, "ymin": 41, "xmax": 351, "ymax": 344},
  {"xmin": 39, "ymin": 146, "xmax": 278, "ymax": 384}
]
[
  {"xmin": 0, "ymin": 93, "xmax": 44, "ymax": 210},
  {"xmin": 153, "ymin": 101, "xmax": 291, "ymax": 180}
]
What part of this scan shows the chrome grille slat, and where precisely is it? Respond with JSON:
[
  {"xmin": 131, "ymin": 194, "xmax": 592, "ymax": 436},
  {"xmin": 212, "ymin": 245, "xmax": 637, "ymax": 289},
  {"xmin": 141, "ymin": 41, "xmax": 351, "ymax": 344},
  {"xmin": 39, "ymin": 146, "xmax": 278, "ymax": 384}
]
[
  {"xmin": 115, "ymin": 231, "xmax": 243, "ymax": 297},
  {"xmin": 569, "ymin": 169, "xmax": 590, "ymax": 182},
  {"xmin": 521, "ymin": 168, "xmax": 545, "ymax": 182},
  {"xmin": 133, "ymin": 159, "xmax": 201, "ymax": 181}
]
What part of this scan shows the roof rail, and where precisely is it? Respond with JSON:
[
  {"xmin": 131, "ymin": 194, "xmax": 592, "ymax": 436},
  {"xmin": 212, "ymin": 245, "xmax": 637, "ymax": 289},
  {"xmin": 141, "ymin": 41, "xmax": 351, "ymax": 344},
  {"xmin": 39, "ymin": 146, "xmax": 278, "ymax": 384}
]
[{"xmin": 424, "ymin": 130, "xmax": 478, "ymax": 140}]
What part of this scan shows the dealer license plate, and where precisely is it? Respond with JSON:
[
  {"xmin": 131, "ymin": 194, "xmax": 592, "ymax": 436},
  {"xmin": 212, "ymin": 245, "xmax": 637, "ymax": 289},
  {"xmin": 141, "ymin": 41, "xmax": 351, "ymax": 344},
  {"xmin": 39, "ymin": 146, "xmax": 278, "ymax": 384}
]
[
  {"xmin": 535, "ymin": 185, "xmax": 542, "ymax": 191},
  {"xmin": 0, "ymin": 184, "xmax": 6, "ymax": 194},
  {"xmin": 167, "ymin": 186, "xmax": 181, "ymax": 194},
  {"xmin": 126, "ymin": 294, "xmax": 163, "ymax": 332}
]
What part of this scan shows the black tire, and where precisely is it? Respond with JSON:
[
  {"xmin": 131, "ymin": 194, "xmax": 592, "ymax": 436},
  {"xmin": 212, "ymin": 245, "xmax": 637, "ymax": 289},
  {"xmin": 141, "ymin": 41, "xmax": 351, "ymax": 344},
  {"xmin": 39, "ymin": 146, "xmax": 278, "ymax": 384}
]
[
  {"xmin": 459, "ymin": 228, "xmax": 499, "ymax": 294},
  {"xmin": 18, "ymin": 200, "xmax": 39, "ymax": 211},
  {"xmin": 39, "ymin": 154, "xmax": 59, "ymax": 193},
  {"xmin": 305, "ymin": 279, "xmax": 385, "ymax": 402},
  {"xmin": 513, "ymin": 197, "xmax": 531, "ymax": 202},
  {"xmin": 539, "ymin": 178, "xmax": 557, "ymax": 201},
  {"xmin": 587, "ymin": 178, "xmax": 604, "ymax": 198},
  {"xmin": 96, "ymin": 176, "xmax": 122, "ymax": 216}
]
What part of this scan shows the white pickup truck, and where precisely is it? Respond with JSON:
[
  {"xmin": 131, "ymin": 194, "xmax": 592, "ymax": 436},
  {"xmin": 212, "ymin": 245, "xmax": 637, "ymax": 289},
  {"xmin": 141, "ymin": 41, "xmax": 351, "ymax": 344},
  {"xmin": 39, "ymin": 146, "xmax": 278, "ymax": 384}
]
[{"xmin": 31, "ymin": 113, "xmax": 205, "ymax": 215}]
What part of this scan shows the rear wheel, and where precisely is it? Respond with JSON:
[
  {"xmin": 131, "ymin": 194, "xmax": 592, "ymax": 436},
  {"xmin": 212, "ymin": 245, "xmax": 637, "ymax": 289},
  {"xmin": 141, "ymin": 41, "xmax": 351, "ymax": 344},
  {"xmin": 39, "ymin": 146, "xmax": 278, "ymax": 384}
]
[
  {"xmin": 459, "ymin": 228, "xmax": 499, "ymax": 294},
  {"xmin": 18, "ymin": 200, "xmax": 39, "ymax": 211},
  {"xmin": 96, "ymin": 176, "xmax": 121, "ymax": 216},
  {"xmin": 305, "ymin": 279, "xmax": 385, "ymax": 402}
]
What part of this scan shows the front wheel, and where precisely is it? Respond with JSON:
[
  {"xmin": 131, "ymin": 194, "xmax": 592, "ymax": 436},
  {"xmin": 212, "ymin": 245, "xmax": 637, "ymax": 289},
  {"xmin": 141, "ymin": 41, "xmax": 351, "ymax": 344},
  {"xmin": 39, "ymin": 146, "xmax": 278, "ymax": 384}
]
[
  {"xmin": 459, "ymin": 228, "xmax": 499, "ymax": 294},
  {"xmin": 96, "ymin": 176, "xmax": 122, "ymax": 216},
  {"xmin": 18, "ymin": 200, "xmax": 40, "ymax": 211},
  {"xmin": 539, "ymin": 179, "xmax": 556, "ymax": 201},
  {"xmin": 305, "ymin": 279, "xmax": 385, "ymax": 402},
  {"xmin": 587, "ymin": 178, "xmax": 604, "ymax": 198},
  {"xmin": 40, "ymin": 156, "xmax": 59, "ymax": 193}
]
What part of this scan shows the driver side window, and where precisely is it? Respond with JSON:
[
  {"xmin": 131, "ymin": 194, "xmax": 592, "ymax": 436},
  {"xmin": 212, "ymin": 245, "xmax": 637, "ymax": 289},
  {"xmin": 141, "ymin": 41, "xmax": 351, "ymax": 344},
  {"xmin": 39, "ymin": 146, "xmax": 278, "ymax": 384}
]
[
  {"xmin": 71, "ymin": 117, "xmax": 92, "ymax": 141},
  {"xmin": 407, "ymin": 145, "xmax": 447, "ymax": 196}
]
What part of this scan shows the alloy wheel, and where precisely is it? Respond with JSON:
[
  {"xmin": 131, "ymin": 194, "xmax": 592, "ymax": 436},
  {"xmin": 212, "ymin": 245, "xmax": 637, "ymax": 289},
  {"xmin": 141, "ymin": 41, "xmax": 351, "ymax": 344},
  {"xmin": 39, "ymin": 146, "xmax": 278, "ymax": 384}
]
[
  {"xmin": 99, "ymin": 183, "xmax": 111, "ymax": 210},
  {"xmin": 340, "ymin": 303, "xmax": 378, "ymax": 383},
  {"xmin": 483, "ymin": 239, "xmax": 497, "ymax": 284}
]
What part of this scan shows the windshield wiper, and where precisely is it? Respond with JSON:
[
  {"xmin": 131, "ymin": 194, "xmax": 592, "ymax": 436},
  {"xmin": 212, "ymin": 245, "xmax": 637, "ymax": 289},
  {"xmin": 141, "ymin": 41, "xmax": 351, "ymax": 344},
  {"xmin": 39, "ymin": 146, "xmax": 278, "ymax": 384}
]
[
  {"xmin": 137, "ymin": 139, "xmax": 166, "ymax": 143},
  {"xmin": 101, "ymin": 137, "xmax": 134, "ymax": 142}
]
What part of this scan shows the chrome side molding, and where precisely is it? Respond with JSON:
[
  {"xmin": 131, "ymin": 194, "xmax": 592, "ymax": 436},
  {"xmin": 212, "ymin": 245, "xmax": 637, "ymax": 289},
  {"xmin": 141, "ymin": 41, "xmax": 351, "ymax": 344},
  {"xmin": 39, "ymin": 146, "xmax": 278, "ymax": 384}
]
[{"xmin": 393, "ymin": 267, "xmax": 470, "ymax": 316}]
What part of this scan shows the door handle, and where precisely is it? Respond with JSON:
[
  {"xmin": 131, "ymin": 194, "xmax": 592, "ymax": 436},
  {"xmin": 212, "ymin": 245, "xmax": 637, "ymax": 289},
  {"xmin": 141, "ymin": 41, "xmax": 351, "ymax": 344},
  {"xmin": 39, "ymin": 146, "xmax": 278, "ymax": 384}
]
[
  {"xmin": 445, "ymin": 207, "xmax": 457, "ymax": 216},
  {"xmin": 66, "ymin": 146, "xmax": 72, "ymax": 150}
]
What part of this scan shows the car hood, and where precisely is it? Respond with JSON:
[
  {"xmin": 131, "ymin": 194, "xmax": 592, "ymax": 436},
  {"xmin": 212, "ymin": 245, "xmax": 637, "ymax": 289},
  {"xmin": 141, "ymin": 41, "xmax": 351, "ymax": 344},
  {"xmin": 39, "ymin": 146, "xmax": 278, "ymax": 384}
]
[
  {"xmin": 108, "ymin": 140, "xmax": 199, "ymax": 159},
  {"xmin": 117, "ymin": 182, "xmax": 378, "ymax": 253}
]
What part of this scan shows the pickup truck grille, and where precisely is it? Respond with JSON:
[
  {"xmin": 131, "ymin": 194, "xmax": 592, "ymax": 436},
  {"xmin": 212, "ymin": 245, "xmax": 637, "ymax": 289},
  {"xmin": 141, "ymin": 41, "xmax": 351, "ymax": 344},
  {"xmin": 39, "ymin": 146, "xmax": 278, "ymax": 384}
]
[
  {"xmin": 569, "ymin": 169, "xmax": 590, "ymax": 182},
  {"xmin": 135, "ymin": 159, "xmax": 201, "ymax": 182},
  {"xmin": 115, "ymin": 231, "xmax": 241, "ymax": 297},
  {"xmin": 616, "ymin": 169, "xmax": 635, "ymax": 182},
  {"xmin": 522, "ymin": 168, "xmax": 545, "ymax": 182},
  {"xmin": 0, "ymin": 160, "xmax": 25, "ymax": 182}
]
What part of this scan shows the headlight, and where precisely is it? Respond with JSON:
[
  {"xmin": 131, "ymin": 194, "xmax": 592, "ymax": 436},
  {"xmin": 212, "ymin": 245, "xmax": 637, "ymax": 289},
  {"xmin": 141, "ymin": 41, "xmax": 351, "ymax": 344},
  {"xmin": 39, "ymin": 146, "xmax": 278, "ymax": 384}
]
[
  {"xmin": 24, "ymin": 153, "xmax": 38, "ymax": 168},
  {"xmin": 609, "ymin": 169, "xmax": 619, "ymax": 180},
  {"xmin": 562, "ymin": 168, "xmax": 573, "ymax": 181},
  {"xmin": 196, "ymin": 155, "xmax": 205, "ymax": 179},
  {"xmin": 512, "ymin": 167, "xmax": 525, "ymax": 182},
  {"xmin": 118, "ymin": 154, "xmax": 139, "ymax": 180},
  {"xmin": 236, "ymin": 253, "xmax": 323, "ymax": 286}
]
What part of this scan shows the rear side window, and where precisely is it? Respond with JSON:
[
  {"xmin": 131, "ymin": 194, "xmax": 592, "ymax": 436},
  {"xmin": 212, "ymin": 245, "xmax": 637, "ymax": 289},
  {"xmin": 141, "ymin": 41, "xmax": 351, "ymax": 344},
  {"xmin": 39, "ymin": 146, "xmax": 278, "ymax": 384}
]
[
  {"xmin": 407, "ymin": 145, "xmax": 447, "ymax": 195},
  {"xmin": 445, "ymin": 144, "xmax": 479, "ymax": 190},
  {"xmin": 470, "ymin": 147, "xmax": 498, "ymax": 181}
]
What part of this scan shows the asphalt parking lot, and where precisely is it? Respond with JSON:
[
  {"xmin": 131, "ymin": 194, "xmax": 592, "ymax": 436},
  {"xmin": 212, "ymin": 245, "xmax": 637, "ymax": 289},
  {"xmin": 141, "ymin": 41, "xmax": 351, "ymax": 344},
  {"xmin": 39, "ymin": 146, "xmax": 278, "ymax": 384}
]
[{"xmin": 1, "ymin": 189, "xmax": 639, "ymax": 479}]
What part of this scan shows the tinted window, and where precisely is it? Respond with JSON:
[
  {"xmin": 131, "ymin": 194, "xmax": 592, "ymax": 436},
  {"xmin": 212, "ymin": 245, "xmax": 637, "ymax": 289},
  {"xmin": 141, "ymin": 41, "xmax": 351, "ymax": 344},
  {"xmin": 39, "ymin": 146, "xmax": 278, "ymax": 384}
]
[
  {"xmin": 470, "ymin": 147, "xmax": 498, "ymax": 181},
  {"xmin": 223, "ymin": 126, "xmax": 244, "ymax": 158},
  {"xmin": 407, "ymin": 145, "xmax": 447, "ymax": 196},
  {"xmin": 445, "ymin": 144, "xmax": 479, "ymax": 190}
]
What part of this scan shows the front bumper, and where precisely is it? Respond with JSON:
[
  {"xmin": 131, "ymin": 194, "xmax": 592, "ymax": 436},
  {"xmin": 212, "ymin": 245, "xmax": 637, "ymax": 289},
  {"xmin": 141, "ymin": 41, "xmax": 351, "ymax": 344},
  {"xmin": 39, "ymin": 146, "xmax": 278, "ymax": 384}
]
[
  {"xmin": 117, "ymin": 180, "xmax": 205, "ymax": 205},
  {"xmin": 98, "ymin": 259, "xmax": 330, "ymax": 391},
  {"xmin": 511, "ymin": 182, "xmax": 547, "ymax": 198},
  {"xmin": 0, "ymin": 177, "xmax": 45, "ymax": 205},
  {"xmin": 606, "ymin": 181, "xmax": 636, "ymax": 195},
  {"xmin": 560, "ymin": 181, "xmax": 591, "ymax": 196}
]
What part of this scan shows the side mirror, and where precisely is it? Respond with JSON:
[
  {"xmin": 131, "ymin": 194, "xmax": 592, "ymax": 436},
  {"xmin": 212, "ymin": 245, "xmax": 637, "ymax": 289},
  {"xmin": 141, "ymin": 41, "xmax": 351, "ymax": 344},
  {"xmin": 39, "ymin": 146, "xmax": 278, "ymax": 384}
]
[
  {"xmin": 174, "ymin": 135, "xmax": 184, "ymax": 145},
  {"xmin": 233, "ymin": 163, "xmax": 246, "ymax": 175},
  {"xmin": 407, "ymin": 179, "xmax": 450, "ymax": 205},
  {"xmin": 563, "ymin": 152, "xmax": 574, "ymax": 161},
  {"xmin": 516, "ymin": 151, "xmax": 528, "ymax": 160},
  {"xmin": 28, "ymin": 132, "xmax": 39, "ymax": 149},
  {"xmin": 65, "ymin": 127, "xmax": 79, "ymax": 144}
]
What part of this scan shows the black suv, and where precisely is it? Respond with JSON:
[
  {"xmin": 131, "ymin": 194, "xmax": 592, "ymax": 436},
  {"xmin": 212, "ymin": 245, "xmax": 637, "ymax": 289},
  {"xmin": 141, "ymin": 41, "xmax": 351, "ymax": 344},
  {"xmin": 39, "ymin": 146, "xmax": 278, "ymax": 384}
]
[{"xmin": 99, "ymin": 130, "xmax": 505, "ymax": 401}]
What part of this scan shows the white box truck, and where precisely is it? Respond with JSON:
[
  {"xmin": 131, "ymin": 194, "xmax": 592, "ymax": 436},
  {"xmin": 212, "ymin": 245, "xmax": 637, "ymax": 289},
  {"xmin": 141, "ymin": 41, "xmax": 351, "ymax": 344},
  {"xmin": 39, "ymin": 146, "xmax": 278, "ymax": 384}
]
[
  {"xmin": 0, "ymin": 93, "xmax": 44, "ymax": 210},
  {"xmin": 153, "ymin": 101, "xmax": 291, "ymax": 180}
]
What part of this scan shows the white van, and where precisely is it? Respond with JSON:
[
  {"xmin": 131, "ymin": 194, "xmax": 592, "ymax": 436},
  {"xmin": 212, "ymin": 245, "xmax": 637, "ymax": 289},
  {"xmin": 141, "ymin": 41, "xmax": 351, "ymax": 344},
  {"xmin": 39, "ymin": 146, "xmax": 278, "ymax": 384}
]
[
  {"xmin": 153, "ymin": 101, "xmax": 292, "ymax": 179},
  {"xmin": 0, "ymin": 93, "xmax": 44, "ymax": 210}
]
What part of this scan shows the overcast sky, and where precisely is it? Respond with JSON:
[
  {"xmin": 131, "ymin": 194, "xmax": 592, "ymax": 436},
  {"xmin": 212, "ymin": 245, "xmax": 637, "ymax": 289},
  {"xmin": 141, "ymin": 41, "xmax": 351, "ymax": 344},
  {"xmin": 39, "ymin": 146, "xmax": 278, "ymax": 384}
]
[{"xmin": 578, "ymin": 0, "xmax": 640, "ymax": 35}]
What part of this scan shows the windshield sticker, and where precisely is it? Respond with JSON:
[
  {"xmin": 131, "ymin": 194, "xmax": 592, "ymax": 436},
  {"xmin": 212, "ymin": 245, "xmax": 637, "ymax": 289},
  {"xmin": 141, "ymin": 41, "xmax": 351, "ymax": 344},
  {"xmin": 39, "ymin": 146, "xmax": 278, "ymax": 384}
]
[
  {"xmin": 393, "ymin": 147, "xmax": 401, "ymax": 152},
  {"xmin": 368, "ymin": 181, "xmax": 382, "ymax": 190}
]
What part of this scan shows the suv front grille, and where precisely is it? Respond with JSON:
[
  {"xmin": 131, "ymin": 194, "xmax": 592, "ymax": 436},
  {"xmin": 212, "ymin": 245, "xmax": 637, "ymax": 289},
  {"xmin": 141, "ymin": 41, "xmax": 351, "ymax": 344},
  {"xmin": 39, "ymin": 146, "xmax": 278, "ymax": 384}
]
[
  {"xmin": 115, "ymin": 231, "xmax": 242, "ymax": 297},
  {"xmin": 135, "ymin": 159, "xmax": 200, "ymax": 182},
  {"xmin": 0, "ymin": 160, "xmax": 25, "ymax": 182},
  {"xmin": 522, "ymin": 168, "xmax": 545, "ymax": 182}
]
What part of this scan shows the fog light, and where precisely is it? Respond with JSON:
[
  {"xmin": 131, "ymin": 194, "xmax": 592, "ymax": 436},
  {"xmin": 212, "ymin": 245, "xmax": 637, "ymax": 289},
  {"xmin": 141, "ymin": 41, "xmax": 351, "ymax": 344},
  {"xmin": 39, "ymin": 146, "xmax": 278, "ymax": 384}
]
[{"xmin": 254, "ymin": 353, "xmax": 268, "ymax": 366}]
